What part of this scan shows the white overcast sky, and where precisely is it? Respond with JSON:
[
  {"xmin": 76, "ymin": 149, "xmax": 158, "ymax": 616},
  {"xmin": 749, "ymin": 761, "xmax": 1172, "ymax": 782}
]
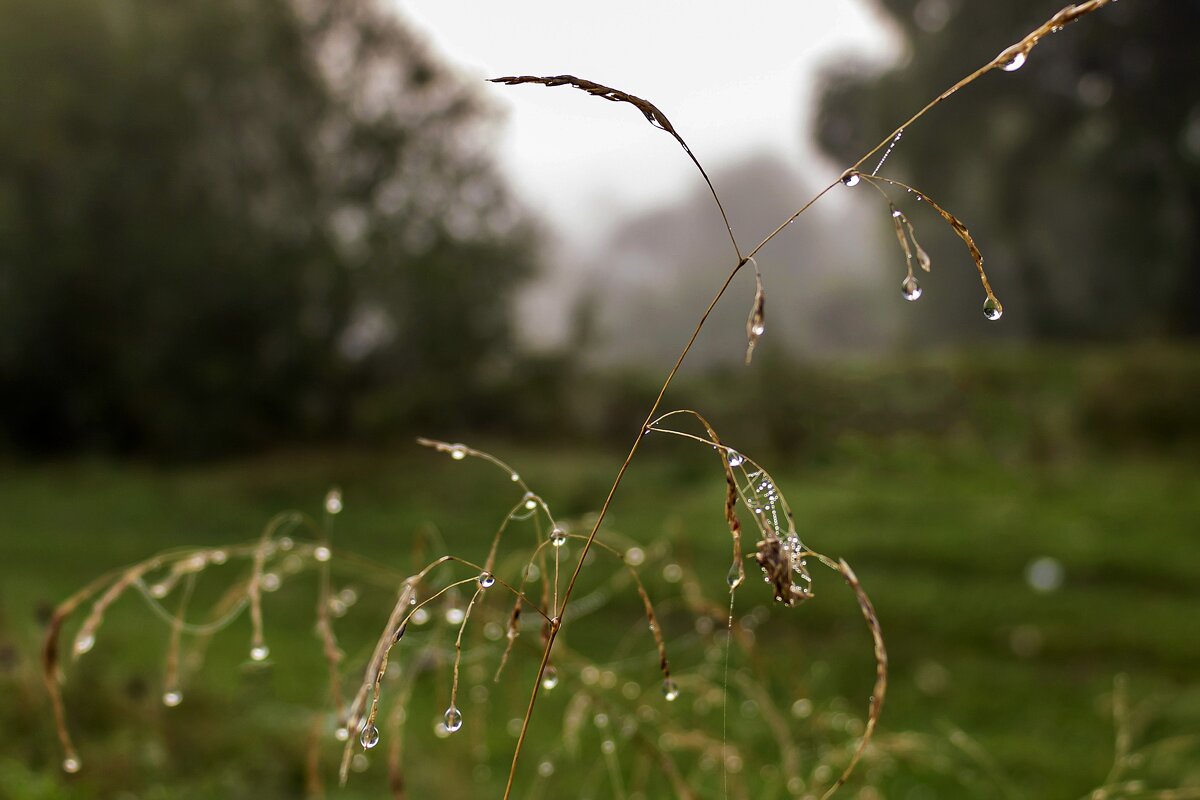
[{"xmin": 395, "ymin": 1, "xmax": 898, "ymax": 247}]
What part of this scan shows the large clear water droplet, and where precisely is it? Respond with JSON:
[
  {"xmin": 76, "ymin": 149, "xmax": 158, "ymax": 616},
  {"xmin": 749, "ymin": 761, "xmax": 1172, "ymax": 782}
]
[
  {"xmin": 523, "ymin": 492, "xmax": 538, "ymax": 511},
  {"xmin": 902, "ymin": 276, "xmax": 923, "ymax": 302},
  {"xmin": 359, "ymin": 724, "xmax": 380, "ymax": 749},
  {"xmin": 478, "ymin": 572, "xmax": 495, "ymax": 589},
  {"xmin": 74, "ymin": 633, "xmax": 95, "ymax": 655},
  {"xmin": 250, "ymin": 644, "xmax": 270, "ymax": 662},
  {"xmin": 449, "ymin": 444, "xmax": 467, "ymax": 460},
  {"xmin": 313, "ymin": 545, "xmax": 331, "ymax": 562},
  {"xmin": 841, "ymin": 171, "xmax": 860, "ymax": 187},
  {"xmin": 62, "ymin": 757, "xmax": 81, "ymax": 774},
  {"xmin": 727, "ymin": 561, "xmax": 744, "ymax": 588},
  {"xmin": 662, "ymin": 678, "xmax": 680, "ymax": 702},
  {"xmin": 550, "ymin": 527, "xmax": 567, "ymax": 547},
  {"xmin": 444, "ymin": 706, "xmax": 463, "ymax": 733},
  {"xmin": 542, "ymin": 664, "xmax": 559, "ymax": 690},
  {"xmin": 726, "ymin": 450, "xmax": 745, "ymax": 468},
  {"xmin": 983, "ymin": 296, "xmax": 1004, "ymax": 321},
  {"xmin": 1001, "ymin": 51, "xmax": 1027, "ymax": 72},
  {"xmin": 162, "ymin": 690, "xmax": 183, "ymax": 707}
]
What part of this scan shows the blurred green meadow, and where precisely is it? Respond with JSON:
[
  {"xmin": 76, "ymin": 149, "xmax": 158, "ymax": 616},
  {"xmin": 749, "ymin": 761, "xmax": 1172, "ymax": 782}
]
[{"xmin": 2, "ymin": 348, "xmax": 1198, "ymax": 799}]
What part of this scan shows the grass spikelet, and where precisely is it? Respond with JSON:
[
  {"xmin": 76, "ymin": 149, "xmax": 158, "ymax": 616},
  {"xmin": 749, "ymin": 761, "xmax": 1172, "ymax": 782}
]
[
  {"xmin": 744, "ymin": 257, "xmax": 766, "ymax": 365},
  {"xmin": 488, "ymin": 74, "xmax": 741, "ymax": 260}
]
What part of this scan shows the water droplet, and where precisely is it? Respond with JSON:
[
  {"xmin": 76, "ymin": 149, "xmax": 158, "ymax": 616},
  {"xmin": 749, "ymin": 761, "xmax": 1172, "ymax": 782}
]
[
  {"xmin": 791, "ymin": 698, "xmax": 813, "ymax": 719},
  {"xmin": 74, "ymin": 633, "xmax": 95, "ymax": 655},
  {"xmin": 478, "ymin": 572, "xmax": 495, "ymax": 589},
  {"xmin": 891, "ymin": 207, "xmax": 903, "ymax": 218},
  {"xmin": 443, "ymin": 706, "xmax": 463, "ymax": 733},
  {"xmin": 262, "ymin": 573, "xmax": 281, "ymax": 592},
  {"xmin": 208, "ymin": 549, "xmax": 228, "ymax": 565},
  {"xmin": 538, "ymin": 760, "xmax": 555, "ymax": 777},
  {"xmin": 1025, "ymin": 556, "xmax": 1064, "ymax": 593},
  {"xmin": 1001, "ymin": 51, "xmax": 1027, "ymax": 72},
  {"xmin": 542, "ymin": 664, "xmax": 559, "ymax": 690},
  {"xmin": 624, "ymin": 547, "xmax": 645, "ymax": 566},
  {"xmin": 313, "ymin": 545, "xmax": 331, "ymax": 562},
  {"xmin": 359, "ymin": 724, "xmax": 380, "ymax": 749},
  {"xmin": 510, "ymin": 472, "xmax": 520, "ymax": 482},
  {"xmin": 162, "ymin": 690, "xmax": 183, "ymax": 707},
  {"xmin": 902, "ymin": 276, "xmax": 923, "ymax": 302},
  {"xmin": 550, "ymin": 527, "xmax": 567, "ymax": 547},
  {"xmin": 445, "ymin": 607, "xmax": 465, "ymax": 625},
  {"xmin": 412, "ymin": 607, "xmax": 429, "ymax": 625},
  {"xmin": 62, "ymin": 757, "xmax": 81, "ymax": 774},
  {"xmin": 324, "ymin": 489, "xmax": 343, "ymax": 515},
  {"xmin": 841, "ymin": 171, "xmax": 860, "ymax": 187},
  {"xmin": 727, "ymin": 561, "xmax": 744, "ymax": 588},
  {"xmin": 662, "ymin": 678, "xmax": 680, "ymax": 702},
  {"xmin": 335, "ymin": 726, "xmax": 350, "ymax": 741},
  {"xmin": 523, "ymin": 492, "xmax": 538, "ymax": 511},
  {"xmin": 149, "ymin": 583, "xmax": 168, "ymax": 599},
  {"xmin": 449, "ymin": 444, "xmax": 467, "ymax": 460},
  {"xmin": 750, "ymin": 321, "xmax": 765, "ymax": 337},
  {"xmin": 601, "ymin": 739, "xmax": 616, "ymax": 755},
  {"xmin": 726, "ymin": 450, "xmax": 745, "ymax": 468},
  {"xmin": 250, "ymin": 645, "xmax": 270, "ymax": 662},
  {"xmin": 983, "ymin": 295, "xmax": 1004, "ymax": 321}
]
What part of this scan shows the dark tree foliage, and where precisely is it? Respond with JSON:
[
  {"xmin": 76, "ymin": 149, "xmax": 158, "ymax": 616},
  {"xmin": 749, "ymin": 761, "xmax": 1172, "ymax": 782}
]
[
  {"xmin": 817, "ymin": 0, "xmax": 1199, "ymax": 341},
  {"xmin": 0, "ymin": 0, "xmax": 537, "ymax": 456}
]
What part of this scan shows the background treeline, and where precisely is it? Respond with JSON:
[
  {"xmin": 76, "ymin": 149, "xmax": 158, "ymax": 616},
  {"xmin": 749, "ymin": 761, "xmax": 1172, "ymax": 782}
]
[
  {"xmin": 0, "ymin": 0, "xmax": 1196, "ymax": 459},
  {"xmin": 0, "ymin": 0, "xmax": 537, "ymax": 457}
]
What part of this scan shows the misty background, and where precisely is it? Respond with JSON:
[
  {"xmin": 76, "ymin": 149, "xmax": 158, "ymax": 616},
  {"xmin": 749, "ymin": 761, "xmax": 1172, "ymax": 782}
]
[{"xmin": 1, "ymin": 0, "xmax": 1196, "ymax": 457}]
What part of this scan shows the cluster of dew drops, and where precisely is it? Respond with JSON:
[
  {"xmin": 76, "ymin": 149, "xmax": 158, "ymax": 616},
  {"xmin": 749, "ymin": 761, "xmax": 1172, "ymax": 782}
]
[
  {"xmin": 726, "ymin": 448, "xmax": 810, "ymax": 598},
  {"xmin": 835, "ymin": 40, "xmax": 1037, "ymax": 324},
  {"xmin": 841, "ymin": 167, "xmax": 1005, "ymax": 323}
]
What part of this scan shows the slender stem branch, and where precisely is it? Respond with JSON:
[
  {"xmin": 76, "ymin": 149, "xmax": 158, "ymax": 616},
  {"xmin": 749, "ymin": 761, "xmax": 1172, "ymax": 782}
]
[{"xmin": 501, "ymin": 256, "xmax": 750, "ymax": 798}]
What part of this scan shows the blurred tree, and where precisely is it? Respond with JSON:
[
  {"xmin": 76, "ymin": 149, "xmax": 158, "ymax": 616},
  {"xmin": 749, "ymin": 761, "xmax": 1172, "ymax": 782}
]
[
  {"xmin": 816, "ymin": 0, "xmax": 1199, "ymax": 341},
  {"xmin": 0, "ymin": 0, "xmax": 537, "ymax": 455}
]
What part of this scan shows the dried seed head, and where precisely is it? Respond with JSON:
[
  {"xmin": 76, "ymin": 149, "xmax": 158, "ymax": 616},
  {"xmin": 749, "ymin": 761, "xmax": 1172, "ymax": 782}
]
[{"xmin": 744, "ymin": 258, "xmax": 766, "ymax": 365}]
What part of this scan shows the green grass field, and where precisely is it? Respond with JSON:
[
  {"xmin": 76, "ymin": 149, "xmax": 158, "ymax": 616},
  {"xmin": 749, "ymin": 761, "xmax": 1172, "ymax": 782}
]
[{"xmin": 1, "ymin": 436, "xmax": 1198, "ymax": 799}]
